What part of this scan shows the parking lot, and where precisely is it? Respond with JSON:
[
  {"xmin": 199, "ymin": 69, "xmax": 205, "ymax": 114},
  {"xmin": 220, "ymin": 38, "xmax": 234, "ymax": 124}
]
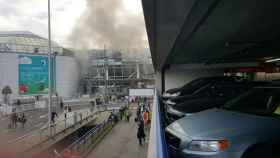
[{"xmin": 142, "ymin": 1, "xmax": 280, "ymax": 158}]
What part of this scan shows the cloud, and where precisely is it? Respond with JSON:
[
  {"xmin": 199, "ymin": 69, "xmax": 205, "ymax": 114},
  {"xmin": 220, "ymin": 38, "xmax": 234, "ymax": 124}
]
[
  {"xmin": 0, "ymin": 3, "xmax": 19, "ymax": 17},
  {"xmin": 34, "ymin": 12, "xmax": 48, "ymax": 20},
  {"xmin": 0, "ymin": 0, "xmax": 144, "ymax": 48},
  {"xmin": 19, "ymin": 56, "xmax": 32, "ymax": 64}
]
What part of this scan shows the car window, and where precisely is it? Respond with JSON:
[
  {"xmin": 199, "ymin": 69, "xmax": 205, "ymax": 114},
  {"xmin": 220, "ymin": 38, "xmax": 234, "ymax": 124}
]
[
  {"xmin": 181, "ymin": 79, "xmax": 210, "ymax": 94},
  {"xmin": 181, "ymin": 78, "xmax": 206, "ymax": 88},
  {"xmin": 202, "ymin": 85, "xmax": 248, "ymax": 98},
  {"xmin": 209, "ymin": 86, "xmax": 236, "ymax": 97},
  {"xmin": 224, "ymin": 88, "xmax": 280, "ymax": 116}
]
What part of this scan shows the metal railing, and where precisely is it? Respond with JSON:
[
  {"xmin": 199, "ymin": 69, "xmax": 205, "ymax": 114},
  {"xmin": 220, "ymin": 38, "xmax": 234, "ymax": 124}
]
[
  {"xmin": 8, "ymin": 107, "xmax": 105, "ymax": 154},
  {"xmin": 54, "ymin": 115, "xmax": 119, "ymax": 158},
  {"xmin": 147, "ymin": 90, "xmax": 169, "ymax": 158}
]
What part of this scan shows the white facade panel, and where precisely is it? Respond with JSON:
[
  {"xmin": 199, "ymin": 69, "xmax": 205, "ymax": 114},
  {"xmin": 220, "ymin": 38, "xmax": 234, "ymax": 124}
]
[
  {"xmin": 56, "ymin": 56, "xmax": 80, "ymax": 98},
  {"xmin": 129, "ymin": 88, "xmax": 154, "ymax": 96},
  {"xmin": 0, "ymin": 53, "xmax": 18, "ymax": 99},
  {"xmin": 0, "ymin": 53, "xmax": 80, "ymax": 99}
]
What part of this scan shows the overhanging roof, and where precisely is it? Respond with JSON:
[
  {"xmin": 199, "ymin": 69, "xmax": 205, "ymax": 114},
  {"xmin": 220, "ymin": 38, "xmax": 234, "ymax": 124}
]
[{"xmin": 142, "ymin": 0, "xmax": 280, "ymax": 70}]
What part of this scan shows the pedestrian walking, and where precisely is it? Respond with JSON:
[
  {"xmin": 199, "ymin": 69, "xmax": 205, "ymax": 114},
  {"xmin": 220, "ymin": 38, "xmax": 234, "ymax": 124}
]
[
  {"xmin": 10, "ymin": 112, "xmax": 18, "ymax": 129},
  {"xmin": 119, "ymin": 107, "xmax": 124, "ymax": 120},
  {"xmin": 143, "ymin": 110, "xmax": 149, "ymax": 127},
  {"xmin": 137, "ymin": 120, "xmax": 145, "ymax": 146},
  {"xmin": 19, "ymin": 113, "xmax": 26, "ymax": 128},
  {"xmin": 51, "ymin": 111, "xmax": 58, "ymax": 125},
  {"xmin": 60, "ymin": 100, "xmax": 64, "ymax": 110},
  {"xmin": 68, "ymin": 106, "xmax": 72, "ymax": 112},
  {"xmin": 64, "ymin": 109, "xmax": 67, "ymax": 119},
  {"xmin": 126, "ymin": 109, "xmax": 132, "ymax": 122}
]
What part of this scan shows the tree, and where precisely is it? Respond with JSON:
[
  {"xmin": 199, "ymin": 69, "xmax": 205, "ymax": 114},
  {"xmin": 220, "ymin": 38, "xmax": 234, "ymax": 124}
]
[{"xmin": 2, "ymin": 86, "xmax": 12, "ymax": 105}]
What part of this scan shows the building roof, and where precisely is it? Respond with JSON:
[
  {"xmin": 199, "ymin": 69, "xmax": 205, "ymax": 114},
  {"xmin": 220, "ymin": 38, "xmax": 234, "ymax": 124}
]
[
  {"xmin": 0, "ymin": 31, "xmax": 62, "ymax": 54},
  {"xmin": 0, "ymin": 31, "xmax": 45, "ymax": 39}
]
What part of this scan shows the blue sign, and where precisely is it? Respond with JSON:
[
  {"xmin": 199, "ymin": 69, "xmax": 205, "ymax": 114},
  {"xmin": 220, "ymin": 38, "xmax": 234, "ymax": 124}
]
[{"xmin": 18, "ymin": 55, "xmax": 49, "ymax": 95}]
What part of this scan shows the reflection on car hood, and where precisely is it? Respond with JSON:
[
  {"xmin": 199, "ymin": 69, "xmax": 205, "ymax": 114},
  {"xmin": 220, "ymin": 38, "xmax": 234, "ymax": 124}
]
[
  {"xmin": 165, "ymin": 87, "xmax": 182, "ymax": 94},
  {"xmin": 167, "ymin": 109, "xmax": 276, "ymax": 139},
  {"xmin": 173, "ymin": 97, "xmax": 222, "ymax": 113},
  {"xmin": 169, "ymin": 94, "xmax": 202, "ymax": 103}
]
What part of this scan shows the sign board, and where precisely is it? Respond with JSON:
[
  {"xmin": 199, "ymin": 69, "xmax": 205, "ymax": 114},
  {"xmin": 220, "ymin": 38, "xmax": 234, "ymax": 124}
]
[
  {"xmin": 129, "ymin": 88, "xmax": 154, "ymax": 96},
  {"xmin": 18, "ymin": 55, "xmax": 49, "ymax": 95}
]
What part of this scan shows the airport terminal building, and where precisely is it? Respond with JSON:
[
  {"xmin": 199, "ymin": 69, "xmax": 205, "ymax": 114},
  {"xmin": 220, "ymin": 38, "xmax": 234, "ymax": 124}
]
[{"xmin": 0, "ymin": 31, "xmax": 80, "ymax": 99}]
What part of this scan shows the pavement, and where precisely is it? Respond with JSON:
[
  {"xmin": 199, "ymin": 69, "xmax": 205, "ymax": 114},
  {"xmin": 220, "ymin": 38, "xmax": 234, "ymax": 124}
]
[{"xmin": 87, "ymin": 112, "xmax": 148, "ymax": 158}]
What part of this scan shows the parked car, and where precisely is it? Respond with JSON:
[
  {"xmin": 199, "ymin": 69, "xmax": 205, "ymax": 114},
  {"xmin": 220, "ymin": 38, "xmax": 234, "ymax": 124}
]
[
  {"xmin": 165, "ymin": 85, "xmax": 280, "ymax": 158},
  {"xmin": 165, "ymin": 81, "xmax": 267, "ymax": 123},
  {"xmin": 162, "ymin": 76, "xmax": 245, "ymax": 100}
]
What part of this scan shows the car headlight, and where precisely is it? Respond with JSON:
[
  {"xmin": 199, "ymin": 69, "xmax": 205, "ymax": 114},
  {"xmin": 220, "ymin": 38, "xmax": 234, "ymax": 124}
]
[
  {"xmin": 187, "ymin": 140, "xmax": 229, "ymax": 152},
  {"xmin": 167, "ymin": 106, "xmax": 185, "ymax": 117}
]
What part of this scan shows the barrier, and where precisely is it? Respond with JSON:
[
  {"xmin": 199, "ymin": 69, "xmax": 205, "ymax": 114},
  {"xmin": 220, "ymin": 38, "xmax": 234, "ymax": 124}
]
[
  {"xmin": 147, "ymin": 90, "xmax": 169, "ymax": 158},
  {"xmin": 8, "ymin": 108, "xmax": 98, "ymax": 151},
  {"xmin": 7, "ymin": 103, "xmax": 122, "ymax": 157},
  {"xmin": 54, "ymin": 113, "xmax": 119, "ymax": 158}
]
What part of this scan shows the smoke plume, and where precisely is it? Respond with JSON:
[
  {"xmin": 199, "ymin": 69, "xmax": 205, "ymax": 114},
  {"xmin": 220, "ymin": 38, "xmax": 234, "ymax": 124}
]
[{"xmin": 69, "ymin": 0, "xmax": 148, "ymax": 50}]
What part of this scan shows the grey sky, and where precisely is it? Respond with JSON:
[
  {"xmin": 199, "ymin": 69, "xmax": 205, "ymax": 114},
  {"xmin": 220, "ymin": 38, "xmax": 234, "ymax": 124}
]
[{"xmin": 0, "ymin": 0, "xmax": 145, "ymax": 48}]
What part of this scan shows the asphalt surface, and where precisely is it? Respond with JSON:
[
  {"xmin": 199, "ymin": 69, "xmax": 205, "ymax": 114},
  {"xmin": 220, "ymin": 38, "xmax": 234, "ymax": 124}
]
[{"xmin": 88, "ymin": 111, "xmax": 148, "ymax": 158}]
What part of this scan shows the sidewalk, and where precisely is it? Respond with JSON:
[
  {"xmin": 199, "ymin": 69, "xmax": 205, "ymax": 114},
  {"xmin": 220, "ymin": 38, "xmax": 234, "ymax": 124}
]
[{"xmin": 87, "ymin": 114, "xmax": 148, "ymax": 158}]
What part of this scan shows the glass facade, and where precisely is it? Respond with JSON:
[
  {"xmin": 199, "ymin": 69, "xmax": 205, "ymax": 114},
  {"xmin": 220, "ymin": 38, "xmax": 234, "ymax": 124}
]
[{"xmin": 0, "ymin": 31, "xmax": 63, "ymax": 54}]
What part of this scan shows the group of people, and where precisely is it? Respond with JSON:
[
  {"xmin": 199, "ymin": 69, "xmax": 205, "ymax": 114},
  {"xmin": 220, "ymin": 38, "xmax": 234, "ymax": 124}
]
[
  {"xmin": 135, "ymin": 102, "xmax": 151, "ymax": 146},
  {"xmin": 119, "ymin": 106, "xmax": 132, "ymax": 122},
  {"xmin": 9, "ymin": 110, "xmax": 26, "ymax": 129},
  {"xmin": 51, "ymin": 104, "xmax": 74, "ymax": 125},
  {"xmin": 108, "ymin": 110, "xmax": 119, "ymax": 123}
]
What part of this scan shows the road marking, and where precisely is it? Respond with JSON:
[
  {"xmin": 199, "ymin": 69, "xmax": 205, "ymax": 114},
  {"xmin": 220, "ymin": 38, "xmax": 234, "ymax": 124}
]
[
  {"xmin": 7, "ymin": 123, "xmax": 46, "ymax": 143},
  {"xmin": 40, "ymin": 114, "xmax": 48, "ymax": 119},
  {"xmin": 34, "ymin": 122, "xmax": 44, "ymax": 128},
  {"xmin": 8, "ymin": 131, "xmax": 33, "ymax": 143},
  {"xmin": 2, "ymin": 129, "xmax": 11, "ymax": 133}
]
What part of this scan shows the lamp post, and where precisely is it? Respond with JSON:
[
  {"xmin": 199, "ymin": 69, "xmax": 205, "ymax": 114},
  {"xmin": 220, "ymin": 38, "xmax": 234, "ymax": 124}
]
[{"xmin": 47, "ymin": 0, "xmax": 53, "ymax": 133}]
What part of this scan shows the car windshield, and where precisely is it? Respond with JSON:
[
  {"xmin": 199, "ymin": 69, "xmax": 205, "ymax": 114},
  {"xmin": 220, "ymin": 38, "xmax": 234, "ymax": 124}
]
[
  {"xmin": 223, "ymin": 87, "xmax": 280, "ymax": 117},
  {"xmin": 180, "ymin": 78, "xmax": 210, "ymax": 94}
]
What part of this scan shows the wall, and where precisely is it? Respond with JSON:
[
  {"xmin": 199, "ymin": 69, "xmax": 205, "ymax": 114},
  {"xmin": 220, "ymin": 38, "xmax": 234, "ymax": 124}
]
[
  {"xmin": 0, "ymin": 53, "xmax": 18, "ymax": 99},
  {"xmin": 56, "ymin": 56, "xmax": 80, "ymax": 98},
  {"xmin": 164, "ymin": 66, "xmax": 224, "ymax": 90},
  {"xmin": 0, "ymin": 53, "xmax": 80, "ymax": 99}
]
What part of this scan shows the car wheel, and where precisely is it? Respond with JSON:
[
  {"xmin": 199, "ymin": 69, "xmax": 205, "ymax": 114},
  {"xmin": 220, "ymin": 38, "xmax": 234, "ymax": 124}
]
[{"xmin": 242, "ymin": 145, "xmax": 278, "ymax": 158}]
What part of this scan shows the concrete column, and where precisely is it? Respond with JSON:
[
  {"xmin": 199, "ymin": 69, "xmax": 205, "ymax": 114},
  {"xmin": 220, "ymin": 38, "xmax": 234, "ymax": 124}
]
[
  {"xmin": 136, "ymin": 63, "xmax": 140, "ymax": 79},
  {"xmin": 105, "ymin": 67, "xmax": 109, "ymax": 80}
]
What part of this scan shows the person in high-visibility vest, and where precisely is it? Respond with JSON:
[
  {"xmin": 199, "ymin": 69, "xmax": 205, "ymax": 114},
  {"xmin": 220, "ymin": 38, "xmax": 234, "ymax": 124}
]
[{"xmin": 143, "ymin": 110, "xmax": 149, "ymax": 126}]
